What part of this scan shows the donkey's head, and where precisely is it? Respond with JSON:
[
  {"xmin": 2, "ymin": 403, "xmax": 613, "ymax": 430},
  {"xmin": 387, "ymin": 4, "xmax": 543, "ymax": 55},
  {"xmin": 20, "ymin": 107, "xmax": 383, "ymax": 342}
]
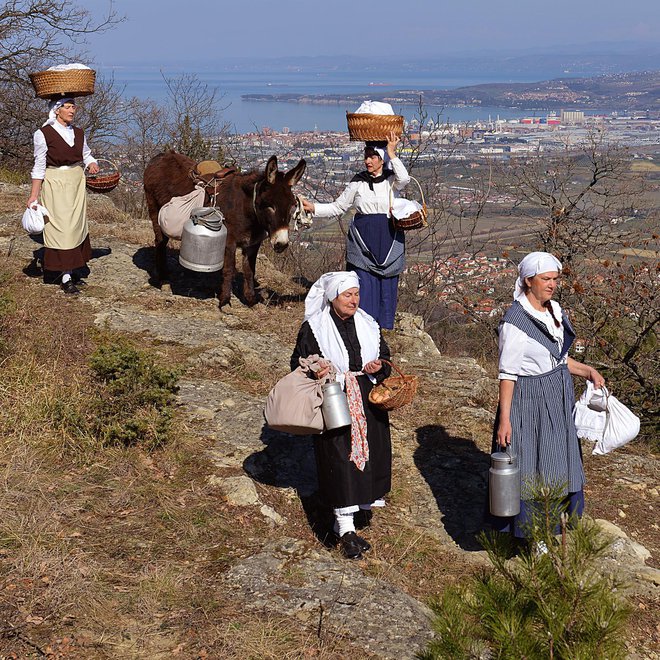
[{"xmin": 254, "ymin": 156, "xmax": 306, "ymax": 252}]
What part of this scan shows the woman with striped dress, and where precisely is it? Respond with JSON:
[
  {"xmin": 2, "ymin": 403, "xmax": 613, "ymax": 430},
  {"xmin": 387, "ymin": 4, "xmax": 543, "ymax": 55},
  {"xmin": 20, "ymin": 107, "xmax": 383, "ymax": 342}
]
[{"xmin": 492, "ymin": 252, "xmax": 605, "ymax": 540}]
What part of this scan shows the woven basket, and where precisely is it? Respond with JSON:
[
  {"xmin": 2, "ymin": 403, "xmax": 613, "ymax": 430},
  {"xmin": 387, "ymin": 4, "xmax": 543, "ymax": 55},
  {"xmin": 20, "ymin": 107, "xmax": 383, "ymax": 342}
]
[
  {"xmin": 346, "ymin": 113, "xmax": 404, "ymax": 141},
  {"xmin": 29, "ymin": 69, "xmax": 96, "ymax": 99},
  {"xmin": 368, "ymin": 360, "xmax": 418, "ymax": 411},
  {"xmin": 85, "ymin": 159, "xmax": 120, "ymax": 193},
  {"xmin": 390, "ymin": 176, "xmax": 428, "ymax": 231}
]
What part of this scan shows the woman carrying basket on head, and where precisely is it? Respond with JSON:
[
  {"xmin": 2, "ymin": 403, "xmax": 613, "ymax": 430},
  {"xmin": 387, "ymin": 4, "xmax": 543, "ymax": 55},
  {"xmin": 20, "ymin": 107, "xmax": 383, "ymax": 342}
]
[
  {"xmin": 26, "ymin": 96, "xmax": 98, "ymax": 294},
  {"xmin": 491, "ymin": 252, "xmax": 605, "ymax": 547},
  {"xmin": 291, "ymin": 271, "xmax": 393, "ymax": 560},
  {"xmin": 301, "ymin": 131, "xmax": 410, "ymax": 330}
]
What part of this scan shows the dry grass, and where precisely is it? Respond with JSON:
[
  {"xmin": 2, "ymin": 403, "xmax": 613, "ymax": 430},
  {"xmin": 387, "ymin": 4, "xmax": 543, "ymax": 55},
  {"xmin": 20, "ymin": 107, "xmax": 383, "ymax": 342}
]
[{"xmin": 0, "ymin": 260, "xmax": 368, "ymax": 658}]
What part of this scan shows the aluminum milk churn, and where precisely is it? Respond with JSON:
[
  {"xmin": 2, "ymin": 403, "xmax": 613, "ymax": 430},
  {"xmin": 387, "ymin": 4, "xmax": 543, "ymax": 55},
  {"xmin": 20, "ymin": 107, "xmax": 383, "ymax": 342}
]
[
  {"xmin": 489, "ymin": 448, "xmax": 521, "ymax": 517},
  {"xmin": 179, "ymin": 207, "xmax": 227, "ymax": 273},
  {"xmin": 321, "ymin": 381, "xmax": 352, "ymax": 431}
]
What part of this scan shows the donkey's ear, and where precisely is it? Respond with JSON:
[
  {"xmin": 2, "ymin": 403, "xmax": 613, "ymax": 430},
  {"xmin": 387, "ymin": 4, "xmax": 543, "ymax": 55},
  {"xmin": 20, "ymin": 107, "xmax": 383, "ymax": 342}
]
[
  {"xmin": 265, "ymin": 155, "xmax": 278, "ymax": 184},
  {"xmin": 285, "ymin": 159, "xmax": 306, "ymax": 187}
]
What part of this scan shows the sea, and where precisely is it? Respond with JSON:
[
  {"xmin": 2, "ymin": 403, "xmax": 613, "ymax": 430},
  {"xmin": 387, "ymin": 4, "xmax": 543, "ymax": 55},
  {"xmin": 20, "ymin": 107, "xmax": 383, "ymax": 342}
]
[{"xmin": 99, "ymin": 66, "xmax": 573, "ymax": 134}]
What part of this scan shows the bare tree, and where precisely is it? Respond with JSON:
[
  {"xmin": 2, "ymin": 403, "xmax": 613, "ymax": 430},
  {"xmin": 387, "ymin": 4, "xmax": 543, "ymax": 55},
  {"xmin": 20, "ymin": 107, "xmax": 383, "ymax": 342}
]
[
  {"xmin": 0, "ymin": 0, "xmax": 122, "ymax": 169},
  {"xmin": 0, "ymin": 0, "xmax": 121, "ymax": 84}
]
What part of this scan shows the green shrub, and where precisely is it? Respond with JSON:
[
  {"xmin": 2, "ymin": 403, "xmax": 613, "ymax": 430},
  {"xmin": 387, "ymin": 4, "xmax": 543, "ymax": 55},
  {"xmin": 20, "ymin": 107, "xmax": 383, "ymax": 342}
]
[
  {"xmin": 89, "ymin": 337, "xmax": 181, "ymax": 450},
  {"xmin": 420, "ymin": 488, "xmax": 631, "ymax": 660}
]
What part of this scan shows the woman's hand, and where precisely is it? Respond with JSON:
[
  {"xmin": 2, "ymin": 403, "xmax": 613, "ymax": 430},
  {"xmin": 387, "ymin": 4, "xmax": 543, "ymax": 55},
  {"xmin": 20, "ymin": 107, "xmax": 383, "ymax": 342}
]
[
  {"xmin": 588, "ymin": 367, "xmax": 605, "ymax": 389},
  {"xmin": 26, "ymin": 197, "xmax": 38, "ymax": 209},
  {"xmin": 87, "ymin": 162, "xmax": 100, "ymax": 175},
  {"xmin": 315, "ymin": 365, "xmax": 330, "ymax": 380},
  {"xmin": 301, "ymin": 197, "xmax": 315, "ymax": 214},
  {"xmin": 386, "ymin": 130, "xmax": 400, "ymax": 160},
  {"xmin": 497, "ymin": 417, "xmax": 512, "ymax": 448},
  {"xmin": 363, "ymin": 359, "xmax": 382, "ymax": 375}
]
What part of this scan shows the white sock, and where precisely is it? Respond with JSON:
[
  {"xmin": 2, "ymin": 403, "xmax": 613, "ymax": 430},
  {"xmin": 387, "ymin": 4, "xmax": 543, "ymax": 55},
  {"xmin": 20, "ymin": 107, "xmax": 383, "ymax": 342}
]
[
  {"xmin": 360, "ymin": 499, "xmax": 386, "ymax": 510},
  {"xmin": 61, "ymin": 272, "xmax": 72, "ymax": 284},
  {"xmin": 333, "ymin": 508, "xmax": 357, "ymax": 536}
]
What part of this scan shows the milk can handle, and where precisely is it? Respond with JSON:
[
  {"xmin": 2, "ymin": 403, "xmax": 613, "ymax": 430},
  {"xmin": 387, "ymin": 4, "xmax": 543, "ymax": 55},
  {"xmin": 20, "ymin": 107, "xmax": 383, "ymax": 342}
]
[{"xmin": 498, "ymin": 445, "xmax": 514, "ymax": 464}]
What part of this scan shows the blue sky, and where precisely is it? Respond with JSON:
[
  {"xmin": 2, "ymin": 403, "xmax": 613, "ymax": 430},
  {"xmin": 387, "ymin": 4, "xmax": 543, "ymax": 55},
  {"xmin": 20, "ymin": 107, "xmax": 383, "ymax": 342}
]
[{"xmin": 86, "ymin": 0, "xmax": 660, "ymax": 65}]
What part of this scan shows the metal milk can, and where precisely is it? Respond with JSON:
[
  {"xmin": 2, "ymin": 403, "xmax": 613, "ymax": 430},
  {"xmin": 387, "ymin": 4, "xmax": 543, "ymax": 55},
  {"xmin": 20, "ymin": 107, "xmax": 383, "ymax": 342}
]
[
  {"xmin": 489, "ymin": 448, "xmax": 521, "ymax": 517},
  {"xmin": 321, "ymin": 381, "xmax": 352, "ymax": 431},
  {"xmin": 179, "ymin": 207, "xmax": 227, "ymax": 273}
]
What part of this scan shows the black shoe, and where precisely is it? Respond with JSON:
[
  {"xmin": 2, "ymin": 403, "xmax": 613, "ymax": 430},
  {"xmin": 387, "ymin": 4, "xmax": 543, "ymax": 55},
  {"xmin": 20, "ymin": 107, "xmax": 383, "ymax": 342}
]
[
  {"xmin": 353, "ymin": 533, "xmax": 371, "ymax": 552},
  {"xmin": 339, "ymin": 532, "xmax": 364, "ymax": 560},
  {"xmin": 61, "ymin": 280, "xmax": 81, "ymax": 295}
]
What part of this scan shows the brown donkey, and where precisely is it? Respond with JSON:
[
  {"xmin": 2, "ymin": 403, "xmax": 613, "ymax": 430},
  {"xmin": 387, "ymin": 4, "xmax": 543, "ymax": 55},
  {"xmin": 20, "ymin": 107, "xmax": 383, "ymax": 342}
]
[{"xmin": 143, "ymin": 151, "xmax": 306, "ymax": 306}]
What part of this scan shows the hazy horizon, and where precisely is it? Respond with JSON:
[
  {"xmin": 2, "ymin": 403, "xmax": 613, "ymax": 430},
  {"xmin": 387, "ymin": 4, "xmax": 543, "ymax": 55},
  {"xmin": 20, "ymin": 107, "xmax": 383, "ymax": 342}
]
[{"xmin": 84, "ymin": 0, "xmax": 660, "ymax": 68}]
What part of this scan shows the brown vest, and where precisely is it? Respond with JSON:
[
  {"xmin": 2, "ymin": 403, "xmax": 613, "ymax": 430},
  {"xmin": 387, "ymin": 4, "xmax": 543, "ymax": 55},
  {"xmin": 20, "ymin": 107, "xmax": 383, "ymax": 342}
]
[{"xmin": 40, "ymin": 125, "xmax": 84, "ymax": 167}]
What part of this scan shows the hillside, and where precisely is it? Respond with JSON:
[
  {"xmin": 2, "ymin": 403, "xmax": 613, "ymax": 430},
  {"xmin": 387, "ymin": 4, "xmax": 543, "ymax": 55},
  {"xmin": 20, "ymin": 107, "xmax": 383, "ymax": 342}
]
[
  {"xmin": 243, "ymin": 70, "xmax": 660, "ymax": 111},
  {"xmin": 0, "ymin": 184, "xmax": 658, "ymax": 658}
]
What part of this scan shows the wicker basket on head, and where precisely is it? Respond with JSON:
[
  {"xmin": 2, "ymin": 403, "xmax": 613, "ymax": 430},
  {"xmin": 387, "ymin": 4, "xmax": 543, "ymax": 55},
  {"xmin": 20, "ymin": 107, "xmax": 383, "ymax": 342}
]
[
  {"xmin": 346, "ymin": 113, "xmax": 404, "ymax": 141},
  {"xmin": 29, "ymin": 69, "xmax": 96, "ymax": 99},
  {"xmin": 368, "ymin": 360, "xmax": 418, "ymax": 411},
  {"xmin": 85, "ymin": 159, "xmax": 120, "ymax": 193}
]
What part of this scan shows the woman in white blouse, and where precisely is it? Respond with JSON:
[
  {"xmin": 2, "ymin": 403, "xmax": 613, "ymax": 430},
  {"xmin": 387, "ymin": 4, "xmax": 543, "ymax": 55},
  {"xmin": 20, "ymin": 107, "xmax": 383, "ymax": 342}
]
[
  {"xmin": 301, "ymin": 131, "xmax": 410, "ymax": 329},
  {"xmin": 492, "ymin": 251, "xmax": 605, "ymax": 541},
  {"xmin": 26, "ymin": 97, "xmax": 98, "ymax": 294}
]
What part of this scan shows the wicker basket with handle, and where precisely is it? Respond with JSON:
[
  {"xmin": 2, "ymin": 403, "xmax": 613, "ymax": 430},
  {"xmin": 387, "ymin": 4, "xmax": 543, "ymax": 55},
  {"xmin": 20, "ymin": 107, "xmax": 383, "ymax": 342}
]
[
  {"xmin": 85, "ymin": 159, "xmax": 120, "ymax": 193},
  {"xmin": 346, "ymin": 113, "xmax": 404, "ymax": 141},
  {"xmin": 29, "ymin": 69, "xmax": 96, "ymax": 99},
  {"xmin": 389, "ymin": 176, "xmax": 428, "ymax": 231},
  {"xmin": 368, "ymin": 360, "xmax": 418, "ymax": 411}
]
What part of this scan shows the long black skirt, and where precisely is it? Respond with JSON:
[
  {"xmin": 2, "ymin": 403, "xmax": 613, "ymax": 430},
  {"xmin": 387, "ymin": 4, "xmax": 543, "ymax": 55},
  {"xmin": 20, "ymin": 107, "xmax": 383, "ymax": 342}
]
[{"xmin": 314, "ymin": 375, "xmax": 391, "ymax": 509}]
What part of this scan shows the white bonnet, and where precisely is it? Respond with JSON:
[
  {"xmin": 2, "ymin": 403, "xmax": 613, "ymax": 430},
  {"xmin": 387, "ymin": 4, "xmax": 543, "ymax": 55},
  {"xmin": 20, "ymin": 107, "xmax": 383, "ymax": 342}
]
[
  {"xmin": 514, "ymin": 251, "xmax": 563, "ymax": 300},
  {"xmin": 304, "ymin": 271, "xmax": 360, "ymax": 320}
]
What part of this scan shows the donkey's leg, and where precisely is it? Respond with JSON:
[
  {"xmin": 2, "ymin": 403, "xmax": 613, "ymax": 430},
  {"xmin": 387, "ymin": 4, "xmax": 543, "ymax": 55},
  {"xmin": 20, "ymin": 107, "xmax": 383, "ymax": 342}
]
[
  {"xmin": 219, "ymin": 240, "xmax": 236, "ymax": 307},
  {"xmin": 242, "ymin": 244, "xmax": 260, "ymax": 306},
  {"xmin": 147, "ymin": 197, "xmax": 169, "ymax": 286},
  {"xmin": 154, "ymin": 227, "xmax": 169, "ymax": 286}
]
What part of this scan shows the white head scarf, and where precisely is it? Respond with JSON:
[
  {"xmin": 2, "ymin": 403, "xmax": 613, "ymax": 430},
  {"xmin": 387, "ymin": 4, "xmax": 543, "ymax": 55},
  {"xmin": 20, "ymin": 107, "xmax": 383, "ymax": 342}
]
[
  {"xmin": 514, "ymin": 251, "xmax": 563, "ymax": 300},
  {"xmin": 43, "ymin": 97, "xmax": 75, "ymax": 127},
  {"xmin": 304, "ymin": 271, "xmax": 360, "ymax": 321},
  {"xmin": 303, "ymin": 271, "xmax": 379, "ymax": 386},
  {"xmin": 365, "ymin": 144, "xmax": 392, "ymax": 171}
]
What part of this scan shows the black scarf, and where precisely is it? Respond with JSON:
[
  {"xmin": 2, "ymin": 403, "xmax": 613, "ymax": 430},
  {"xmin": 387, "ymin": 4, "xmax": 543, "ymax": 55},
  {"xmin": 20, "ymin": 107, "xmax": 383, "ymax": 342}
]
[{"xmin": 352, "ymin": 169, "xmax": 394, "ymax": 191}]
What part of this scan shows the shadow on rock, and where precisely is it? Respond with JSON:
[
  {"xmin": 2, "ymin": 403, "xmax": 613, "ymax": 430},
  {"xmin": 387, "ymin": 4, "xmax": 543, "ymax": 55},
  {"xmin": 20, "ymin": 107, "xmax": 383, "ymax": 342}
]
[
  {"xmin": 414, "ymin": 424, "xmax": 491, "ymax": 551},
  {"xmin": 132, "ymin": 246, "xmax": 220, "ymax": 300},
  {"xmin": 23, "ymin": 242, "xmax": 111, "ymax": 283},
  {"xmin": 244, "ymin": 424, "xmax": 337, "ymax": 549}
]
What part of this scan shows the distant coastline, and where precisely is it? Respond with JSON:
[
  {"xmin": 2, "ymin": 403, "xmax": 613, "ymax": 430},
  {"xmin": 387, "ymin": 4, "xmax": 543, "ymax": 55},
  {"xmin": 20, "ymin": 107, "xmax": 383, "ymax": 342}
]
[{"xmin": 241, "ymin": 71, "xmax": 660, "ymax": 113}]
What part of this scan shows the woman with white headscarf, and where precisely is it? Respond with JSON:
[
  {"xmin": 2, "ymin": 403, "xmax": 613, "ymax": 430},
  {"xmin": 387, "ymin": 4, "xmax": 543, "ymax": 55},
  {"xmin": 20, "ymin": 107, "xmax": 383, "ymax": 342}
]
[
  {"xmin": 291, "ymin": 271, "xmax": 392, "ymax": 559},
  {"xmin": 26, "ymin": 96, "xmax": 99, "ymax": 294},
  {"xmin": 300, "ymin": 131, "xmax": 410, "ymax": 330},
  {"xmin": 491, "ymin": 251, "xmax": 605, "ymax": 544}
]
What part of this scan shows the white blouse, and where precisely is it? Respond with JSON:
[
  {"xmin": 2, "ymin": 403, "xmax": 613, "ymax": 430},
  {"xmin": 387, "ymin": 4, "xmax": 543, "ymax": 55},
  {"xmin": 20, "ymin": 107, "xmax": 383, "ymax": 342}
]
[
  {"xmin": 31, "ymin": 122, "xmax": 96, "ymax": 180},
  {"xmin": 313, "ymin": 157, "xmax": 410, "ymax": 218},
  {"xmin": 498, "ymin": 296, "xmax": 566, "ymax": 381}
]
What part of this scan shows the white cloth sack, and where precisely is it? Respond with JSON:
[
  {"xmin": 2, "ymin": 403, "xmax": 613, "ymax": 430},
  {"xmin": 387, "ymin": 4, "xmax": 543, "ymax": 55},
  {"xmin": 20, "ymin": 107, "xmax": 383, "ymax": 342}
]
[
  {"xmin": 574, "ymin": 381, "xmax": 607, "ymax": 442},
  {"xmin": 594, "ymin": 388, "xmax": 640, "ymax": 455},
  {"xmin": 575, "ymin": 383, "xmax": 640, "ymax": 455},
  {"xmin": 158, "ymin": 186, "xmax": 206, "ymax": 239},
  {"xmin": 21, "ymin": 204, "xmax": 50, "ymax": 234},
  {"xmin": 354, "ymin": 101, "xmax": 395, "ymax": 115}
]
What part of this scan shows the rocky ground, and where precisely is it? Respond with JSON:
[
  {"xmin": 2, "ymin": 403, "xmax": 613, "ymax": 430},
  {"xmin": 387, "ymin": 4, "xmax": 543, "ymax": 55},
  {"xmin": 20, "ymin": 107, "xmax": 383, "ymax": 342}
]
[{"xmin": 1, "ymin": 184, "xmax": 658, "ymax": 658}]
